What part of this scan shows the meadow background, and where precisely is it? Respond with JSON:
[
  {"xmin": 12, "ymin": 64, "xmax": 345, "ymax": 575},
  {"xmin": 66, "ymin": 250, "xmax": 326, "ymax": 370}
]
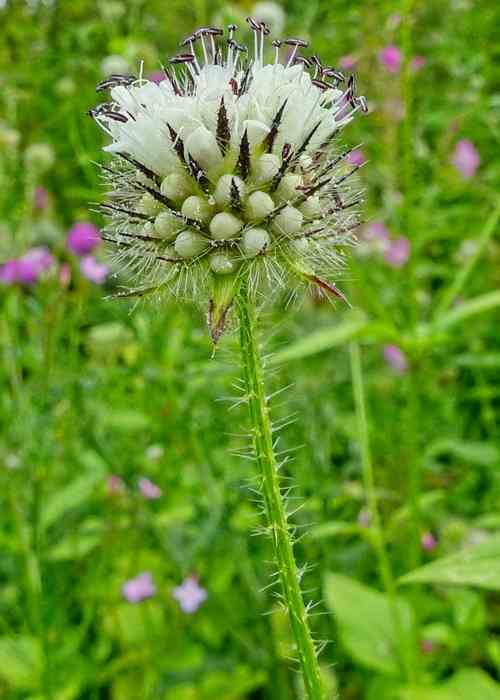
[{"xmin": 1, "ymin": 0, "xmax": 500, "ymax": 698}]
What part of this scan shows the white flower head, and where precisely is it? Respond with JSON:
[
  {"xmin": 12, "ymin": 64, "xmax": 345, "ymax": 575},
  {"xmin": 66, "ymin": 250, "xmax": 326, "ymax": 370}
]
[{"xmin": 90, "ymin": 20, "xmax": 367, "ymax": 341}]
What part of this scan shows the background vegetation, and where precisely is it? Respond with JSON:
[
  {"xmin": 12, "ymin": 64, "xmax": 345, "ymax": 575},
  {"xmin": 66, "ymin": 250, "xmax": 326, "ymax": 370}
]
[{"xmin": 1, "ymin": 0, "xmax": 499, "ymax": 698}]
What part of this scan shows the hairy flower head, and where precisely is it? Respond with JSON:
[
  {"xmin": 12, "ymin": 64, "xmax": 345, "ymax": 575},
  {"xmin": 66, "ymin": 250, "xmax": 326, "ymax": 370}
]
[{"xmin": 90, "ymin": 20, "xmax": 367, "ymax": 340}]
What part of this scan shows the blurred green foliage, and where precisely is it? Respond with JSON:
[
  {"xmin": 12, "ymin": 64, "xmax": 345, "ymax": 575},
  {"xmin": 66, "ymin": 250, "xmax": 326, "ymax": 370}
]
[{"xmin": 1, "ymin": 0, "xmax": 500, "ymax": 698}]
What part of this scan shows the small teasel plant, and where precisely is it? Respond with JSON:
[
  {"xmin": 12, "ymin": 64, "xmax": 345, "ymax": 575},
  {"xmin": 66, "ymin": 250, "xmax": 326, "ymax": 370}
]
[{"xmin": 90, "ymin": 19, "xmax": 366, "ymax": 700}]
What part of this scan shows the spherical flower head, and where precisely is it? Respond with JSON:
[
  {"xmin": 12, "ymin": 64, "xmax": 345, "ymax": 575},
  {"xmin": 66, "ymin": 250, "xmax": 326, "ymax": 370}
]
[
  {"xmin": 173, "ymin": 575, "xmax": 207, "ymax": 614},
  {"xmin": 379, "ymin": 45, "xmax": 401, "ymax": 74},
  {"xmin": 67, "ymin": 222, "xmax": 102, "ymax": 255},
  {"xmin": 451, "ymin": 139, "xmax": 480, "ymax": 179},
  {"xmin": 122, "ymin": 572, "xmax": 156, "ymax": 603},
  {"xmin": 90, "ymin": 21, "xmax": 367, "ymax": 340}
]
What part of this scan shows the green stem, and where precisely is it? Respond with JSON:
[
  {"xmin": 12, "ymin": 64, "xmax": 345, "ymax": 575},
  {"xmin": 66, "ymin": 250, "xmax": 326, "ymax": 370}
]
[
  {"xmin": 349, "ymin": 342, "xmax": 416, "ymax": 683},
  {"xmin": 236, "ymin": 281, "xmax": 325, "ymax": 700}
]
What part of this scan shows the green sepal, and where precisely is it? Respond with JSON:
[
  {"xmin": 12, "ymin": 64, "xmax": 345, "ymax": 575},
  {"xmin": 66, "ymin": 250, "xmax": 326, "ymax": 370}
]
[{"xmin": 208, "ymin": 270, "xmax": 243, "ymax": 343}]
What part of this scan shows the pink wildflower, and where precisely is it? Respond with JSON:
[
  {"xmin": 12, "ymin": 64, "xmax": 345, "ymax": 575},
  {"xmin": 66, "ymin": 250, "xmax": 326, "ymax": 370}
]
[
  {"xmin": 451, "ymin": 139, "xmax": 480, "ymax": 179},
  {"xmin": 383, "ymin": 345, "xmax": 408, "ymax": 375},
  {"xmin": 138, "ymin": 477, "xmax": 162, "ymax": 500},
  {"xmin": 379, "ymin": 45, "xmax": 402, "ymax": 74},
  {"xmin": 80, "ymin": 256, "xmax": 108, "ymax": 284},
  {"xmin": 122, "ymin": 572, "xmax": 156, "ymax": 603},
  {"xmin": 339, "ymin": 55, "xmax": 356, "ymax": 70},
  {"xmin": 348, "ymin": 148, "xmax": 366, "ymax": 166},
  {"xmin": 421, "ymin": 531, "xmax": 437, "ymax": 552},
  {"xmin": 67, "ymin": 222, "xmax": 101, "ymax": 256},
  {"xmin": 173, "ymin": 576, "xmax": 207, "ymax": 614},
  {"xmin": 384, "ymin": 237, "xmax": 410, "ymax": 267}
]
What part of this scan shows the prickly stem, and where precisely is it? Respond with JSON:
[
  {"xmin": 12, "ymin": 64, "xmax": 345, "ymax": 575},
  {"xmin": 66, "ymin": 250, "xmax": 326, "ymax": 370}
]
[{"xmin": 236, "ymin": 280, "xmax": 326, "ymax": 700}]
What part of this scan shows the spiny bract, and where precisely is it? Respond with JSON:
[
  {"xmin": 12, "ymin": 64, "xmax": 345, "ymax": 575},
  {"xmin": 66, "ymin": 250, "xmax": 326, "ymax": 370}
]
[{"xmin": 90, "ymin": 19, "xmax": 367, "ymax": 340}]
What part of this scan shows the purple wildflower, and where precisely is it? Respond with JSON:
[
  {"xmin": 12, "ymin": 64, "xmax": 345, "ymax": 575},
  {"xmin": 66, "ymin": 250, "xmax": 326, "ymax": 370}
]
[
  {"xmin": 348, "ymin": 148, "xmax": 366, "ymax": 167},
  {"xmin": 411, "ymin": 55, "xmax": 426, "ymax": 72},
  {"xmin": 107, "ymin": 474, "xmax": 125, "ymax": 495},
  {"xmin": 339, "ymin": 55, "xmax": 356, "ymax": 70},
  {"xmin": 13, "ymin": 247, "xmax": 54, "ymax": 285},
  {"xmin": 80, "ymin": 256, "xmax": 108, "ymax": 284},
  {"xmin": 421, "ymin": 531, "xmax": 437, "ymax": 552},
  {"xmin": 383, "ymin": 345, "xmax": 408, "ymax": 375},
  {"xmin": 138, "ymin": 477, "xmax": 162, "ymax": 500},
  {"xmin": 67, "ymin": 222, "xmax": 101, "ymax": 256},
  {"xmin": 379, "ymin": 45, "xmax": 402, "ymax": 74},
  {"xmin": 451, "ymin": 139, "xmax": 480, "ymax": 179},
  {"xmin": 357, "ymin": 508, "xmax": 371, "ymax": 527},
  {"xmin": 122, "ymin": 572, "xmax": 156, "ymax": 603},
  {"xmin": 0, "ymin": 260, "xmax": 19, "ymax": 285},
  {"xmin": 384, "ymin": 237, "xmax": 410, "ymax": 267},
  {"xmin": 365, "ymin": 221, "xmax": 390, "ymax": 243},
  {"xmin": 420, "ymin": 639, "xmax": 435, "ymax": 655},
  {"xmin": 173, "ymin": 576, "xmax": 207, "ymax": 614}
]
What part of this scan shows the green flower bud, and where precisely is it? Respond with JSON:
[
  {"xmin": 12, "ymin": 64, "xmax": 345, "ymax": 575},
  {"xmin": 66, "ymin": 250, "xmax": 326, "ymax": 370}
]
[
  {"xmin": 245, "ymin": 191, "xmax": 275, "ymax": 220},
  {"xmin": 209, "ymin": 251, "xmax": 239, "ymax": 274},
  {"xmin": 299, "ymin": 195, "xmax": 321, "ymax": 219},
  {"xmin": 161, "ymin": 173, "xmax": 192, "ymax": 203},
  {"xmin": 181, "ymin": 196, "xmax": 213, "ymax": 223},
  {"xmin": 138, "ymin": 193, "xmax": 163, "ymax": 217},
  {"xmin": 276, "ymin": 173, "xmax": 302, "ymax": 203},
  {"xmin": 272, "ymin": 206, "xmax": 304, "ymax": 236},
  {"xmin": 209, "ymin": 212, "xmax": 243, "ymax": 240},
  {"xmin": 174, "ymin": 229, "xmax": 209, "ymax": 258},
  {"xmin": 241, "ymin": 227, "xmax": 270, "ymax": 257},
  {"xmin": 214, "ymin": 174, "xmax": 246, "ymax": 208},
  {"xmin": 154, "ymin": 211, "xmax": 180, "ymax": 240},
  {"xmin": 254, "ymin": 153, "xmax": 281, "ymax": 185}
]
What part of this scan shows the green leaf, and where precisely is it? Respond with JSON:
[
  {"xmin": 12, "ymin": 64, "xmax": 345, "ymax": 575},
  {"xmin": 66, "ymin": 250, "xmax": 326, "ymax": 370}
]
[
  {"xmin": 47, "ymin": 519, "xmax": 103, "ymax": 561},
  {"xmin": 41, "ymin": 470, "xmax": 104, "ymax": 532},
  {"xmin": 399, "ymin": 533, "xmax": 500, "ymax": 590},
  {"xmin": 0, "ymin": 636, "xmax": 42, "ymax": 689},
  {"xmin": 323, "ymin": 573, "xmax": 413, "ymax": 676},
  {"xmin": 269, "ymin": 314, "xmax": 390, "ymax": 365},
  {"xmin": 434, "ymin": 290, "xmax": 500, "ymax": 332},
  {"xmin": 400, "ymin": 668, "xmax": 500, "ymax": 700},
  {"xmin": 425, "ymin": 438, "xmax": 500, "ymax": 467}
]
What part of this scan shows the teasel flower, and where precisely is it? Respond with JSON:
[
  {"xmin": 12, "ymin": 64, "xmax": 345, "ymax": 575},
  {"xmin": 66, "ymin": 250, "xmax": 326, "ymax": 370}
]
[{"xmin": 90, "ymin": 20, "xmax": 367, "ymax": 341}]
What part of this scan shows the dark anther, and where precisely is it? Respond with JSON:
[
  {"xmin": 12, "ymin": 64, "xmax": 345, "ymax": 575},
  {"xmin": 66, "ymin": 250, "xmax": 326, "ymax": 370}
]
[
  {"xmin": 356, "ymin": 95, "xmax": 369, "ymax": 113},
  {"xmin": 180, "ymin": 33, "xmax": 197, "ymax": 47},
  {"xmin": 169, "ymin": 53, "xmax": 196, "ymax": 64},
  {"xmin": 293, "ymin": 56, "xmax": 312, "ymax": 67},
  {"xmin": 323, "ymin": 67, "xmax": 345, "ymax": 82},
  {"xmin": 246, "ymin": 16, "xmax": 261, "ymax": 30},
  {"xmin": 102, "ymin": 110, "xmax": 128, "ymax": 123},
  {"xmin": 259, "ymin": 22, "xmax": 271, "ymax": 35},
  {"xmin": 229, "ymin": 78, "xmax": 239, "ymax": 95},
  {"xmin": 228, "ymin": 39, "xmax": 248, "ymax": 53},
  {"xmin": 227, "ymin": 23, "xmax": 238, "ymax": 32},
  {"xmin": 311, "ymin": 79, "xmax": 331, "ymax": 91},
  {"xmin": 309, "ymin": 54, "xmax": 322, "ymax": 67},
  {"xmin": 284, "ymin": 38, "xmax": 309, "ymax": 48},
  {"xmin": 96, "ymin": 74, "xmax": 136, "ymax": 92},
  {"xmin": 272, "ymin": 39, "xmax": 282, "ymax": 48},
  {"xmin": 282, "ymin": 143, "xmax": 292, "ymax": 161},
  {"xmin": 206, "ymin": 26, "xmax": 224, "ymax": 36}
]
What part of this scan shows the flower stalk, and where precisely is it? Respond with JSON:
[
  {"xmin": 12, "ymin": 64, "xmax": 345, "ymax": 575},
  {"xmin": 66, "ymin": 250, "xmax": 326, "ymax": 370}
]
[{"xmin": 237, "ymin": 280, "xmax": 325, "ymax": 700}]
